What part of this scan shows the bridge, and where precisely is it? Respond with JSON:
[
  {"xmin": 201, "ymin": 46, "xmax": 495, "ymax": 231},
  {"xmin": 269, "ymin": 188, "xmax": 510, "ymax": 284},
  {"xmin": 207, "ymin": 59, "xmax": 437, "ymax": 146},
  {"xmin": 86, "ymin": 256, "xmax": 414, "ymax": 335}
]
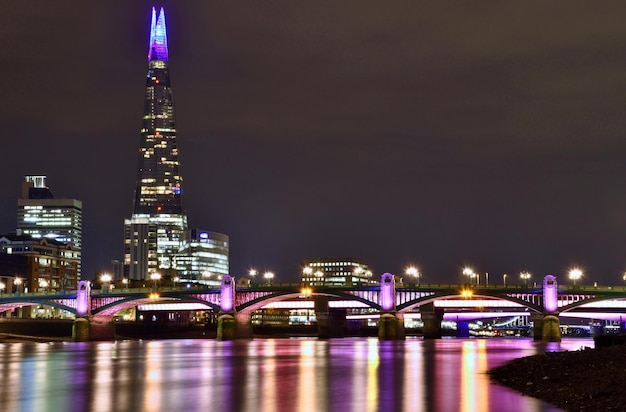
[{"xmin": 2, "ymin": 273, "xmax": 626, "ymax": 341}]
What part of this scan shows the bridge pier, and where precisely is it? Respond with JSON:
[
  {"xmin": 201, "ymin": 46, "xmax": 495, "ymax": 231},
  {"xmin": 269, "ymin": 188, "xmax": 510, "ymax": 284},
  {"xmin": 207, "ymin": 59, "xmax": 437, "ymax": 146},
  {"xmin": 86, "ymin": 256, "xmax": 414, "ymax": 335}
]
[
  {"xmin": 536, "ymin": 275, "xmax": 561, "ymax": 342},
  {"xmin": 378, "ymin": 312, "xmax": 405, "ymax": 340},
  {"xmin": 72, "ymin": 316, "xmax": 116, "ymax": 342},
  {"xmin": 377, "ymin": 273, "xmax": 404, "ymax": 340},
  {"xmin": 531, "ymin": 313, "xmax": 562, "ymax": 342},
  {"xmin": 235, "ymin": 312, "xmax": 253, "ymax": 339},
  {"xmin": 541, "ymin": 315, "xmax": 561, "ymax": 342},
  {"xmin": 217, "ymin": 314, "xmax": 237, "ymax": 341},
  {"xmin": 314, "ymin": 296, "xmax": 346, "ymax": 338},
  {"xmin": 421, "ymin": 305, "xmax": 444, "ymax": 339}
]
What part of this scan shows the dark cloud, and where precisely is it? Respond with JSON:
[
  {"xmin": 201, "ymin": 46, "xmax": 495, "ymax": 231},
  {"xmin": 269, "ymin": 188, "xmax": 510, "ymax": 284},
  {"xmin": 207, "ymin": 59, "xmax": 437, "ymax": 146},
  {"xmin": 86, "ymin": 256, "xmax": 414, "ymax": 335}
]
[{"xmin": 2, "ymin": 1, "xmax": 626, "ymax": 284}]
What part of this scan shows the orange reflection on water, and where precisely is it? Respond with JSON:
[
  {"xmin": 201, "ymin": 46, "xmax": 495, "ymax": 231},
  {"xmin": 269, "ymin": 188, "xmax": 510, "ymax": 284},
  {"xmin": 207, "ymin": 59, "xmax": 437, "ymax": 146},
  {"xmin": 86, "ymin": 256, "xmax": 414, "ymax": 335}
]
[
  {"xmin": 143, "ymin": 341, "xmax": 163, "ymax": 412},
  {"xmin": 366, "ymin": 338, "xmax": 379, "ymax": 412},
  {"xmin": 461, "ymin": 340, "xmax": 489, "ymax": 412},
  {"xmin": 92, "ymin": 343, "xmax": 114, "ymax": 412},
  {"xmin": 297, "ymin": 340, "xmax": 317, "ymax": 412}
]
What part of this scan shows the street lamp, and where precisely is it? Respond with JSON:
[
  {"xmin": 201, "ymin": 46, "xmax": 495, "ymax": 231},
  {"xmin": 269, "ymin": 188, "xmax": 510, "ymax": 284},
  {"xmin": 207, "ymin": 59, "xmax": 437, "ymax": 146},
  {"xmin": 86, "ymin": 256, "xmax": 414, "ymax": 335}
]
[
  {"xmin": 39, "ymin": 279, "xmax": 49, "ymax": 292},
  {"xmin": 503, "ymin": 274, "xmax": 507, "ymax": 287},
  {"xmin": 122, "ymin": 278, "xmax": 129, "ymax": 290},
  {"xmin": 569, "ymin": 268, "xmax": 582, "ymax": 286},
  {"xmin": 173, "ymin": 276, "xmax": 180, "ymax": 287},
  {"xmin": 0, "ymin": 282, "xmax": 5, "ymax": 295},
  {"xmin": 462, "ymin": 267, "xmax": 476, "ymax": 285},
  {"xmin": 150, "ymin": 272, "xmax": 161, "ymax": 289},
  {"xmin": 406, "ymin": 266, "xmax": 421, "ymax": 285},
  {"xmin": 100, "ymin": 273, "xmax": 112, "ymax": 291},
  {"xmin": 520, "ymin": 271, "xmax": 531, "ymax": 287},
  {"xmin": 264, "ymin": 271, "xmax": 275, "ymax": 285}
]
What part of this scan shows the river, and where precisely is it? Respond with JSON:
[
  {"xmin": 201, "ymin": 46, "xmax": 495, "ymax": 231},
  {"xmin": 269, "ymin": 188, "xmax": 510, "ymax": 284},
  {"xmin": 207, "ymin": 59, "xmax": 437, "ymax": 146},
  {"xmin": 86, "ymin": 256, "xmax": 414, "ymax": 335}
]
[{"xmin": 0, "ymin": 337, "xmax": 592, "ymax": 412}]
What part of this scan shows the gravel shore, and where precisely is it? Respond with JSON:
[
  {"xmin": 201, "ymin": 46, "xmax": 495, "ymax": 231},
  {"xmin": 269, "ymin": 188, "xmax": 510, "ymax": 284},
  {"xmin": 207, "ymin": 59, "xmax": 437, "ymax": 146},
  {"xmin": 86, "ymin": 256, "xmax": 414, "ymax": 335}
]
[{"xmin": 488, "ymin": 344, "xmax": 626, "ymax": 411}]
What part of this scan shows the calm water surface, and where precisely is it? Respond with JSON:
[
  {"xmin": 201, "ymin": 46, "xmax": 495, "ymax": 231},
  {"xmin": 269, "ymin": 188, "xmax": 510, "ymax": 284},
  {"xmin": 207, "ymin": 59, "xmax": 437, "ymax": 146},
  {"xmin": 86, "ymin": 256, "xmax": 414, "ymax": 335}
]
[{"xmin": 0, "ymin": 337, "xmax": 592, "ymax": 412}]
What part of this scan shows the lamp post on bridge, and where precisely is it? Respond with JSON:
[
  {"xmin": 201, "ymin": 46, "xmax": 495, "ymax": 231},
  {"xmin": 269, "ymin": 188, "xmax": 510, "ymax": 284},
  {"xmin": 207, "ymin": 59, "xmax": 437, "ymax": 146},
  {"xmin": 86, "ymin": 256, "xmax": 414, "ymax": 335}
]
[
  {"xmin": 569, "ymin": 268, "xmax": 582, "ymax": 287},
  {"xmin": 100, "ymin": 273, "xmax": 112, "ymax": 292},
  {"xmin": 520, "ymin": 271, "xmax": 531, "ymax": 288},
  {"xmin": 0, "ymin": 282, "xmax": 5, "ymax": 295},
  {"xmin": 406, "ymin": 266, "xmax": 421, "ymax": 285},
  {"xmin": 462, "ymin": 267, "xmax": 476, "ymax": 285},
  {"xmin": 264, "ymin": 271, "xmax": 275, "ymax": 285},
  {"xmin": 503, "ymin": 274, "xmax": 507, "ymax": 287},
  {"xmin": 249, "ymin": 269, "xmax": 257, "ymax": 284}
]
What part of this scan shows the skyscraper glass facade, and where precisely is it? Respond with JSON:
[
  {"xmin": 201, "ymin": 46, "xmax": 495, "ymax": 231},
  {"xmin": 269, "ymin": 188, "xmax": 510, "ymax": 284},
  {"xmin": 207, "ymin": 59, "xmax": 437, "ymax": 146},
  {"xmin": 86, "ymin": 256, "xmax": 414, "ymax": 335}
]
[
  {"xmin": 17, "ymin": 175, "xmax": 82, "ymax": 277},
  {"xmin": 124, "ymin": 8, "xmax": 228, "ymax": 280}
]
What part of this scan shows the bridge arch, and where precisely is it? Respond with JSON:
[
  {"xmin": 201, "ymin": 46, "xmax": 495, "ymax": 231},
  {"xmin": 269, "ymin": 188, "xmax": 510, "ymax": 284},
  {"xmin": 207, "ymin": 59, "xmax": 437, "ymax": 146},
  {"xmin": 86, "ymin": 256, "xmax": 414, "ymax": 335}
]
[
  {"xmin": 558, "ymin": 295, "xmax": 626, "ymax": 314},
  {"xmin": 92, "ymin": 295, "xmax": 220, "ymax": 316},
  {"xmin": 0, "ymin": 298, "xmax": 76, "ymax": 315},
  {"xmin": 397, "ymin": 293, "xmax": 542, "ymax": 314}
]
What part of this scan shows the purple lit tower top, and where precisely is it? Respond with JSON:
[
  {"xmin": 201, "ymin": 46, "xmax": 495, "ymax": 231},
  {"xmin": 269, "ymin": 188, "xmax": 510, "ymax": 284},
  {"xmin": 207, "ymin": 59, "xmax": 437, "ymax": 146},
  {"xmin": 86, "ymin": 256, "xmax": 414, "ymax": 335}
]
[{"xmin": 148, "ymin": 7, "xmax": 168, "ymax": 61}]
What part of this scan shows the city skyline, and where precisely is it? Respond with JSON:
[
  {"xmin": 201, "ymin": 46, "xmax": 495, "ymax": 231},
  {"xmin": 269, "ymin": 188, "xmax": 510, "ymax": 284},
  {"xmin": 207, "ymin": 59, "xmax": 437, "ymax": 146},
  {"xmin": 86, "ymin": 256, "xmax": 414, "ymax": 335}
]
[{"xmin": 3, "ymin": 2, "xmax": 626, "ymax": 284}]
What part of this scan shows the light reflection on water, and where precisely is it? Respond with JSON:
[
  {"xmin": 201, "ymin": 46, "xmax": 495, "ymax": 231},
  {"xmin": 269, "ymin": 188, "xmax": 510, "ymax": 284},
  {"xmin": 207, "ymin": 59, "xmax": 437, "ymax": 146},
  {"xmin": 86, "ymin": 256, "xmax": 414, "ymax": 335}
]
[{"xmin": 0, "ymin": 338, "xmax": 592, "ymax": 412}]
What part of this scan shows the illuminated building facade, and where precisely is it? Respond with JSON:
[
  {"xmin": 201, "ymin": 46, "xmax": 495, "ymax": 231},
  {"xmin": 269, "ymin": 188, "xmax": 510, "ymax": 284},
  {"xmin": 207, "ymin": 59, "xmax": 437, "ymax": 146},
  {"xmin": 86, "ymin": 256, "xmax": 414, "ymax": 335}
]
[
  {"xmin": 124, "ymin": 7, "xmax": 189, "ymax": 280},
  {"xmin": 301, "ymin": 258, "xmax": 375, "ymax": 286},
  {"xmin": 0, "ymin": 232, "xmax": 80, "ymax": 292},
  {"xmin": 17, "ymin": 175, "xmax": 82, "ymax": 277},
  {"xmin": 175, "ymin": 229, "xmax": 229, "ymax": 285}
]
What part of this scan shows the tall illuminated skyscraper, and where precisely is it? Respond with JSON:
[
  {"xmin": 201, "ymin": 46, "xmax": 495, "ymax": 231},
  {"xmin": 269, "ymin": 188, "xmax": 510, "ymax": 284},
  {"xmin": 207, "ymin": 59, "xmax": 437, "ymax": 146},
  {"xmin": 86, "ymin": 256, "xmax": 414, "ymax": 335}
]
[{"xmin": 124, "ymin": 7, "xmax": 188, "ymax": 280}]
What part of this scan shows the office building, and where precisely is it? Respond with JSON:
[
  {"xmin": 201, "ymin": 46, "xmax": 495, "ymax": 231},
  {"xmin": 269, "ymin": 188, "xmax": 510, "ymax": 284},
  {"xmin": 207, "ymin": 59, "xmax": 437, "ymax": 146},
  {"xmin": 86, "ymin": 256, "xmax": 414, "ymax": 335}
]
[
  {"xmin": 175, "ymin": 229, "xmax": 229, "ymax": 285},
  {"xmin": 17, "ymin": 175, "xmax": 82, "ymax": 277},
  {"xmin": 301, "ymin": 258, "xmax": 375, "ymax": 286},
  {"xmin": 0, "ymin": 231, "xmax": 80, "ymax": 292}
]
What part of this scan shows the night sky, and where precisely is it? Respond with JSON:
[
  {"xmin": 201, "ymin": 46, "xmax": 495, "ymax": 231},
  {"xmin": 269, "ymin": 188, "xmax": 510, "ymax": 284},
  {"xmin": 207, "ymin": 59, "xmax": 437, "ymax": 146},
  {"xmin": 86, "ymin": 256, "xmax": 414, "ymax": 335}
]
[{"xmin": 2, "ymin": 2, "xmax": 626, "ymax": 285}]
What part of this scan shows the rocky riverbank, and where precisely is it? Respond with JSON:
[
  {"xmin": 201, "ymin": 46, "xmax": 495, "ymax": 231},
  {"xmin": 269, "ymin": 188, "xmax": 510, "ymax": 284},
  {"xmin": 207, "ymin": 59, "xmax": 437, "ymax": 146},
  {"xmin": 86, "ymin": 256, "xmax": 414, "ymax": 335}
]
[{"xmin": 488, "ymin": 343, "xmax": 626, "ymax": 411}]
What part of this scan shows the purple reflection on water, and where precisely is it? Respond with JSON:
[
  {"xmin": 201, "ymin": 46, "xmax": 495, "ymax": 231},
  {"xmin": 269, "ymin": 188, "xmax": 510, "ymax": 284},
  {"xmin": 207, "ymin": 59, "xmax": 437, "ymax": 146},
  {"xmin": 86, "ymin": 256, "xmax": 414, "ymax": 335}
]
[{"xmin": 0, "ymin": 338, "xmax": 589, "ymax": 411}]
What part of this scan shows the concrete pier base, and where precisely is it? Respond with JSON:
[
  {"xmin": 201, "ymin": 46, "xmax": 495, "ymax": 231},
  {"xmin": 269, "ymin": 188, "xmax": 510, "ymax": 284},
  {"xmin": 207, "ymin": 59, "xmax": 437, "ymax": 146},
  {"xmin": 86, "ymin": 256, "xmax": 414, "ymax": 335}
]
[
  {"xmin": 72, "ymin": 316, "xmax": 115, "ymax": 341},
  {"xmin": 422, "ymin": 309, "xmax": 444, "ymax": 339},
  {"xmin": 541, "ymin": 315, "xmax": 562, "ymax": 342},
  {"xmin": 378, "ymin": 313, "xmax": 405, "ymax": 340},
  {"xmin": 235, "ymin": 313, "xmax": 253, "ymax": 339},
  {"xmin": 217, "ymin": 314, "xmax": 237, "ymax": 341},
  {"xmin": 72, "ymin": 318, "xmax": 90, "ymax": 342}
]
